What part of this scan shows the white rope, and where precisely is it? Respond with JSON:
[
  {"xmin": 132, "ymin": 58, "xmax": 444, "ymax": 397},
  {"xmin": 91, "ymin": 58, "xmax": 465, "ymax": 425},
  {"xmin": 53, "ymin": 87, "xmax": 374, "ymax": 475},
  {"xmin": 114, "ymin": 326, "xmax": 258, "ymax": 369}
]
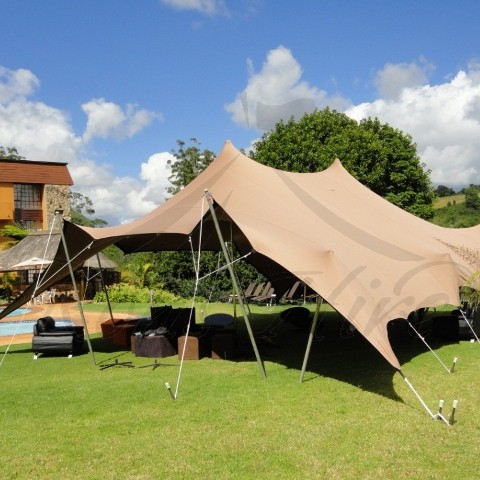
[
  {"xmin": 407, "ymin": 320, "xmax": 453, "ymax": 374},
  {"xmin": 459, "ymin": 309, "xmax": 480, "ymax": 343},
  {"xmin": 0, "ymin": 306, "xmax": 32, "ymax": 366},
  {"xmin": 197, "ymin": 250, "xmax": 252, "ymax": 282},
  {"xmin": 400, "ymin": 370, "xmax": 455, "ymax": 426},
  {"xmin": 173, "ymin": 196, "xmax": 206, "ymax": 399},
  {"xmin": 28, "ymin": 212, "xmax": 62, "ymax": 301},
  {"xmin": 399, "ymin": 371, "xmax": 438, "ymax": 420},
  {"xmin": 1, "ymin": 215, "xmax": 62, "ymax": 365},
  {"xmin": 35, "ymin": 241, "xmax": 94, "ymax": 291}
]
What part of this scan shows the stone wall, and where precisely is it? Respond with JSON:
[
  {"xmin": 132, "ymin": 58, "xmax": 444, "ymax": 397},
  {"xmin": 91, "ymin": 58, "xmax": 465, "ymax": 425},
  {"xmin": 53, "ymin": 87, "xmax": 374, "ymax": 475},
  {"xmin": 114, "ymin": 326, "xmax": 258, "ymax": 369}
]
[{"xmin": 45, "ymin": 185, "xmax": 71, "ymax": 229}]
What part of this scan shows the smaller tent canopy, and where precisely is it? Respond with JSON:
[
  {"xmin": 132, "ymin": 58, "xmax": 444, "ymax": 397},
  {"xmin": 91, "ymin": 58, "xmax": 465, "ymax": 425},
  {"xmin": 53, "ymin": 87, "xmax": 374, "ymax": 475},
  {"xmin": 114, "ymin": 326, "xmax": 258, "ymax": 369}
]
[{"xmin": 1, "ymin": 141, "xmax": 479, "ymax": 370}]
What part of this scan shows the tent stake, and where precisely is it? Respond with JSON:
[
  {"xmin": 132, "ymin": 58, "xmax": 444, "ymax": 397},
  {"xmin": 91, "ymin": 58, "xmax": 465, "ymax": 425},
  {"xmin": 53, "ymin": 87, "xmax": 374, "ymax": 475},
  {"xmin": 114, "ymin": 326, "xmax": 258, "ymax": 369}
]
[
  {"xmin": 399, "ymin": 370, "xmax": 451, "ymax": 426},
  {"xmin": 299, "ymin": 296, "xmax": 323, "ymax": 382},
  {"xmin": 56, "ymin": 211, "xmax": 97, "ymax": 366},
  {"xmin": 204, "ymin": 190, "xmax": 266, "ymax": 380}
]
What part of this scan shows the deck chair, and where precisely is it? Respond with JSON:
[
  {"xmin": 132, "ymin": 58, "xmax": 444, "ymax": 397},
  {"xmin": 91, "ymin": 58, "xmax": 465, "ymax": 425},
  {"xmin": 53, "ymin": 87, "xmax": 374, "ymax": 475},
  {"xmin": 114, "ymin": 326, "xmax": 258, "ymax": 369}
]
[
  {"xmin": 249, "ymin": 282, "xmax": 271, "ymax": 303},
  {"xmin": 221, "ymin": 282, "xmax": 257, "ymax": 303},
  {"xmin": 279, "ymin": 281, "xmax": 301, "ymax": 304},
  {"xmin": 243, "ymin": 282, "xmax": 257, "ymax": 297},
  {"xmin": 245, "ymin": 282, "xmax": 265, "ymax": 301},
  {"xmin": 251, "ymin": 286, "xmax": 276, "ymax": 306}
]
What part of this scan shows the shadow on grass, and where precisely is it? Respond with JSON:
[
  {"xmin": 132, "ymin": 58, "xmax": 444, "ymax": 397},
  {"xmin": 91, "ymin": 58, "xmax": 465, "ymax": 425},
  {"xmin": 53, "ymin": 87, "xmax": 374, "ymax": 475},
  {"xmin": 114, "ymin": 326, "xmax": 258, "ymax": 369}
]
[{"xmin": 231, "ymin": 309, "xmax": 458, "ymax": 402}]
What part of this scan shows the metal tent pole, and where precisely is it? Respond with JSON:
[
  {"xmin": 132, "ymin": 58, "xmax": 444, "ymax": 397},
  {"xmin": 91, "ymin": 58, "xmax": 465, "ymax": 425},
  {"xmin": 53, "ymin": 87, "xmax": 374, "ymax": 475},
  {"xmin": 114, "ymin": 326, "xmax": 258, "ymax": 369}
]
[
  {"xmin": 204, "ymin": 190, "xmax": 266, "ymax": 379},
  {"xmin": 96, "ymin": 253, "xmax": 114, "ymax": 322},
  {"xmin": 299, "ymin": 296, "xmax": 323, "ymax": 382},
  {"xmin": 55, "ymin": 210, "xmax": 96, "ymax": 366}
]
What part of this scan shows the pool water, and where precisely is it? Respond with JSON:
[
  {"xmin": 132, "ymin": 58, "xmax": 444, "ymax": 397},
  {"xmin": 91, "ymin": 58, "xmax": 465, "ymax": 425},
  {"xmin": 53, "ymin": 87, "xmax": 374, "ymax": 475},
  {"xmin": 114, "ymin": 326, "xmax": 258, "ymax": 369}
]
[
  {"xmin": 0, "ymin": 308, "xmax": 32, "ymax": 317},
  {"xmin": 0, "ymin": 320, "xmax": 74, "ymax": 336}
]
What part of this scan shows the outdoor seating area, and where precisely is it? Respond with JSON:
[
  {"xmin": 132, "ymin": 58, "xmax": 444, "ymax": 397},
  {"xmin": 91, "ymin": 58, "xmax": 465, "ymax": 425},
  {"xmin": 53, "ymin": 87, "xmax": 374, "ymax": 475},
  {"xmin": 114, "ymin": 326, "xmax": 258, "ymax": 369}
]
[{"xmin": 99, "ymin": 306, "xmax": 237, "ymax": 361}]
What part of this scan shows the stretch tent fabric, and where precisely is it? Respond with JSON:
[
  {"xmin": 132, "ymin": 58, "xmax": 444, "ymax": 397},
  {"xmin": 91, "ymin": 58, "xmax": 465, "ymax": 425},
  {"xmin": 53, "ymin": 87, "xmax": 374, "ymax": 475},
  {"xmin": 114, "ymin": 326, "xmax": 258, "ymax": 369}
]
[{"xmin": 2, "ymin": 140, "xmax": 479, "ymax": 370}]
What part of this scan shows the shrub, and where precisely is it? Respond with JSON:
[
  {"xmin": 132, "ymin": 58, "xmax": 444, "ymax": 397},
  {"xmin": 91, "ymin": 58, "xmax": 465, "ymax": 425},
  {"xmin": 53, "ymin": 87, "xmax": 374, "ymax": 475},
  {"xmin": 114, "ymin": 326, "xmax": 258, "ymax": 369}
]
[{"xmin": 93, "ymin": 282, "xmax": 181, "ymax": 304}]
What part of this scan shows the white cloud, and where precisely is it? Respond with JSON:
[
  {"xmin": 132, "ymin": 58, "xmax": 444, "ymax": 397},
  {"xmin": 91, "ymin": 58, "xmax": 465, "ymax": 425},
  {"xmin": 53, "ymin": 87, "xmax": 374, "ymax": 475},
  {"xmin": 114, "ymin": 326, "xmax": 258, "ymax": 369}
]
[
  {"xmin": 0, "ymin": 66, "xmax": 39, "ymax": 103},
  {"xmin": 82, "ymin": 98, "xmax": 159, "ymax": 142},
  {"xmin": 225, "ymin": 45, "xmax": 350, "ymax": 131},
  {"xmin": 160, "ymin": 0, "xmax": 229, "ymax": 16},
  {"xmin": 0, "ymin": 65, "xmax": 166, "ymax": 225},
  {"xmin": 374, "ymin": 59, "xmax": 433, "ymax": 100},
  {"xmin": 0, "ymin": 82, "xmax": 82, "ymax": 163},
  {"xmin": 140, "ymin": 152, "xmax": 174, "ymax": 204},
  {"xmin": 347, "ymin": 65, "xmax": 480, "ymax": 186}
]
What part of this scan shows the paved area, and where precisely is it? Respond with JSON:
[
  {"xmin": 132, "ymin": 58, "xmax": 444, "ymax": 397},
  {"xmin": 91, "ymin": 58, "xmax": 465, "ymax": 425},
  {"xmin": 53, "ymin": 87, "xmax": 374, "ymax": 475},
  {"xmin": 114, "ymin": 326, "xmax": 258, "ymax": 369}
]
[{"xmin": 0, "ymin": 301, "xmax": 136, "ymax": 346}]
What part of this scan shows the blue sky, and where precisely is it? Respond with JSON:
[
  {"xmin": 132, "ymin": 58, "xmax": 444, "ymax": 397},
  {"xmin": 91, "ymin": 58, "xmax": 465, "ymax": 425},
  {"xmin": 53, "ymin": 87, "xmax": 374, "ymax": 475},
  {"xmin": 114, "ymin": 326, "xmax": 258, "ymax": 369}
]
[{"xmin": 1, "ymin": 0, "xmax": 480, "ymax": 225}]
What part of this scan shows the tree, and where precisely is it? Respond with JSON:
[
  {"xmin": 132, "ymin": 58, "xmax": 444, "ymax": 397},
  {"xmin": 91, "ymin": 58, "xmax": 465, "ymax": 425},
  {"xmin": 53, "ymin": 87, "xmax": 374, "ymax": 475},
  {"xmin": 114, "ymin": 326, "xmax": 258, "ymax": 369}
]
[
  {"xmin": 464, "ymin": 187, "xmax": 480, "ymax": 210},
  {"xmin": 160, "ymin": 138, "xmax": 265, "ymax": 300},
  {"xmin": 436, "ymin": 185, "xmax": 456, "ymax": 197},
  {"xmin": 167, "ymin": 138, "xmax": 216, "ymax": 195},
  {"xmin": 69, "ymin": 192, "xmax": 107, "ymax": 227},
  {"xmin": 0, "ymin": 146, "xmax": 24, "ymax": 160},
  {"xmin": 251, "ymin": 108, "xmax": 435, "ymax": 219}
]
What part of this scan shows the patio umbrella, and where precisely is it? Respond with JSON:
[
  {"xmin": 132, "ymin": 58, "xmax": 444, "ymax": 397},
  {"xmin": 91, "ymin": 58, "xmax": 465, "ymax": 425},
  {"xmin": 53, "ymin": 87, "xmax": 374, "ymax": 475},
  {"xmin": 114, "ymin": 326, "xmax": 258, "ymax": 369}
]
[{"xmin": 12, "ymin": 257, "xmax": 53, "ymax": 270}]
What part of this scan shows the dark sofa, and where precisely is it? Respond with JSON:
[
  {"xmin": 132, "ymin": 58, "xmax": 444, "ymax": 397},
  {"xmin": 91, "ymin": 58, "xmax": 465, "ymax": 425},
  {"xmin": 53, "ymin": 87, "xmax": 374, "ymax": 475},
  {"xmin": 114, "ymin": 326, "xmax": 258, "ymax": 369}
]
[{"xmin": 32, "ymin": 316, "xmax": 85, "ymax": 358}]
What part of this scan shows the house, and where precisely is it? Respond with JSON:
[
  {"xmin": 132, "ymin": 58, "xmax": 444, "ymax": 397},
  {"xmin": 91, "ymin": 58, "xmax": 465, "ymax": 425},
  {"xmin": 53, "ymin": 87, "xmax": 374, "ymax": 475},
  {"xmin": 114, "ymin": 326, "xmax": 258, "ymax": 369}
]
[{"xmin": 0, "ymin": 158, "xmax": 73, "ymax": 247}]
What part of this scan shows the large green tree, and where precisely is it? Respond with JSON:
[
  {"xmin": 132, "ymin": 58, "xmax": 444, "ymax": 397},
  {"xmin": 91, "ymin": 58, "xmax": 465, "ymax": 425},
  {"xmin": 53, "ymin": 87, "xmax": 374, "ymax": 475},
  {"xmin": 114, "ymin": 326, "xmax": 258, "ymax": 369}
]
[{"xmin": 251, "ymin": 108, "xmax": 435, "ymax": 219}]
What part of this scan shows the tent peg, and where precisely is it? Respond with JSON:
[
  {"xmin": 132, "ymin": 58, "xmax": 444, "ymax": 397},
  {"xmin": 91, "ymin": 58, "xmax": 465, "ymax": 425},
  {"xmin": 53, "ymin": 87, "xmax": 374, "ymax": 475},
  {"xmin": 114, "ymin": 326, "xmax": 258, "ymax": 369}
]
[
  {"xmin": 433, "ymin": 398, "xmax": 458, "ymax": 426},
  {"xmin": 449, "ymin": 357, "xmax": 458, "ymax": 373},
  {"xmin": 448, "ymin": 400, "xmax": 458, "ymax": 425},
  {"xmin": 165, "ymin": 382, "xmax": 176, "ymax": 400},
  {"xmin": 400, "ymin": 371, "xmax": 452, "ymax": 426},
  {"xmin": 438, "ymin": 399, "xmax": 444, "ymax": 416},
  {"xmin": 433, "ymin": 399, "xmax": 449, "ymax": 424}
]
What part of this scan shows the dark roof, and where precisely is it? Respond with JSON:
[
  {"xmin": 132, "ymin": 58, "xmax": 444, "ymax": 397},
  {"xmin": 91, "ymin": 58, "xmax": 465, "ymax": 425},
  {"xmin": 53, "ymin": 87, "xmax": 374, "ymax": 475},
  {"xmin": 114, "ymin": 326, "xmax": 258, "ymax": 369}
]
[
  {"xmin": 0, "ymin": 231, "xmax": 116, "ymax": 271},
  {"xmin": 0, "ymin": 159, "xmax": 73, "ymax": 185}
]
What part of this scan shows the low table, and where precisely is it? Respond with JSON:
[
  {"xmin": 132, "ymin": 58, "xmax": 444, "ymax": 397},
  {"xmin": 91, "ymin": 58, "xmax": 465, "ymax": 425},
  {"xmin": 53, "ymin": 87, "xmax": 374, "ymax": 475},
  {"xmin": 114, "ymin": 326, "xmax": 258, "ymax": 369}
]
[{"xmin": 132, "ymin": 334, "xmax": 176, "ymax": 358}]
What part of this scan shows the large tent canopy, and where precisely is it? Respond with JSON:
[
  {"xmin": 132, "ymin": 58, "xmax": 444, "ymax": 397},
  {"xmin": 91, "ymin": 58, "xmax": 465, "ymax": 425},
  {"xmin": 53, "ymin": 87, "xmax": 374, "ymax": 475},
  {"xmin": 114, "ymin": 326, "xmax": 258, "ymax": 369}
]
[{"xmin": 2, "ymin": 140, "xmax": 479, "ymax": 369}]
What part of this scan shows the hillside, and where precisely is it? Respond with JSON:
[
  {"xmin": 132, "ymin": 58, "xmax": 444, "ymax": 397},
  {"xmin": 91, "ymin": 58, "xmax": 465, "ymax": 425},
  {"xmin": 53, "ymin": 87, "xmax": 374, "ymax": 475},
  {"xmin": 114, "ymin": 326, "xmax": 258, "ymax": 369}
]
[
  {"xmin": 433, "ymin": 193, "xmax": 465, "ymax": 209},
  {"xmin": 432, "ymin": 192, "xmax": 480, "ymax": 227}
]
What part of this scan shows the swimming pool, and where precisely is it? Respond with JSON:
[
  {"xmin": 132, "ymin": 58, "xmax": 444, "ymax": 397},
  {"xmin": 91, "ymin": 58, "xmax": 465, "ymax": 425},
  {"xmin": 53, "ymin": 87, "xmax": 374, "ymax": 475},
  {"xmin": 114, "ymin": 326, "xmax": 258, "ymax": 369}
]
[
  {"xmin": 0, "ymin": 320, "xmax": 74, "ymax": 336},
  {"xmin": 0, "ymin": 308, "xmax": 32, "ymax": 317}
]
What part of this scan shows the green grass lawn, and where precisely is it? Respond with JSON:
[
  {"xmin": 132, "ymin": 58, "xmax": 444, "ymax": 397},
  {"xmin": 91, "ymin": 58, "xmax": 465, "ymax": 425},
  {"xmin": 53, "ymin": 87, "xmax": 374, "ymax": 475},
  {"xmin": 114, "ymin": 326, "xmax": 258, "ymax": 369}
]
[
  {"xmin": 434, "ymin": 194, "xmax": 465, "ymax": 209},
  {"xmin": 1, "ymin": 304, "xmax": 479, "ymax": 479}
]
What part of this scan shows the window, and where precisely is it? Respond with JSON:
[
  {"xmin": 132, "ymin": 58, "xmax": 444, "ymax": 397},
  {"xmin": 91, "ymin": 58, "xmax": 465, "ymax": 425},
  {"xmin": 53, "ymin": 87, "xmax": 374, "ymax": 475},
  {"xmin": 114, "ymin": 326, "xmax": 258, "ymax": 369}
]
[
  {"xmin": 14, "ymin": 183, "xmax": 42, "ymax": 209},
  {"xmin": 14, "ymin": 183, "xmax": 43, "ymax": 229}
]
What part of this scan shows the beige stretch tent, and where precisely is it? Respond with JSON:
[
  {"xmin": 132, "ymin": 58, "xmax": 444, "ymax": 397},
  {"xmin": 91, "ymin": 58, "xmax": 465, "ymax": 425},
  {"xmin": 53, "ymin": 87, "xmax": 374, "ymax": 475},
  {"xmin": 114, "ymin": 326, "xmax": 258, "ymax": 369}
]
[{"xmin": 2, "ymin": 140, "xmax": 480, "ymax": 370}]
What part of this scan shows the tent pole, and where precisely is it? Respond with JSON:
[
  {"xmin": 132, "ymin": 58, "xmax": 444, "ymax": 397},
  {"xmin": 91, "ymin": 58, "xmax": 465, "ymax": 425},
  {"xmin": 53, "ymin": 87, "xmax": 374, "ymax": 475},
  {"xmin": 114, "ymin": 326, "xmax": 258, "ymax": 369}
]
[
  {"xmin": 96, "ymin": 253, "xmax": 115, "ymax": 322},
  {"xmin": 55, "ymin": 211, "xmax": 97, "ymax": 366},
  {"xmin": 299, "ymin": 296, "xmax": 323, "ymax": 382},
  {"xmin": 204, "ymin": 190, "xmax": 266, "ymax": 379},
  {"xmin": 230, "ymin": 222, "xmax": 237, "ymax": 319}
]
